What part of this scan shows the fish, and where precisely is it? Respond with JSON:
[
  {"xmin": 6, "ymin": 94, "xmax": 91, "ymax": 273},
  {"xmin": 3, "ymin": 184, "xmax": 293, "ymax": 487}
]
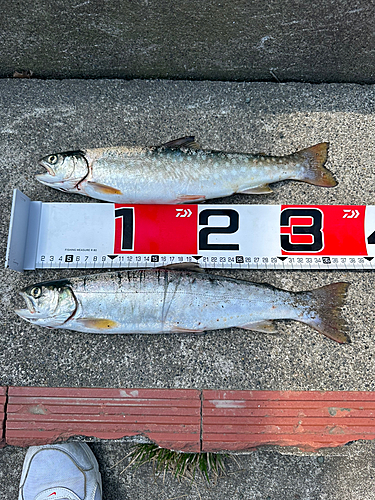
[
  {"xmin": 36, "ymin": 137, "xmax": 337, "ymax": 204},
  {"xmin": 15, "ymin": 269, "xmax": 350, "ymax": 343}
]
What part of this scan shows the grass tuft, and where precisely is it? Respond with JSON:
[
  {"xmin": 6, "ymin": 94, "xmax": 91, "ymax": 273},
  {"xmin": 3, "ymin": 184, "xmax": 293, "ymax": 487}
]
[{"xmin": 122, "ymin": 443, "xmax": 228, "ymax": 483}]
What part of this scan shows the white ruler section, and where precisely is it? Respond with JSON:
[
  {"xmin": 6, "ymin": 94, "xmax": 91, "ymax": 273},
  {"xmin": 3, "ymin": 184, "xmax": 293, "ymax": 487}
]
[{"xmin": 6, "ymin": 189, "xmax": 375, "ymax": 271}]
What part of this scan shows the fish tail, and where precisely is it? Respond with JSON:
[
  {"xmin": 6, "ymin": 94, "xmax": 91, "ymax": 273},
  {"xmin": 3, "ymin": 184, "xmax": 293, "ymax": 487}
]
[
  {"xmin": 302, "ymin": 282, "xmax": 350, "ymax": 343},
  {"xmin": 292, "ymin": 142, "xmax": 337, "ymax": 187}
]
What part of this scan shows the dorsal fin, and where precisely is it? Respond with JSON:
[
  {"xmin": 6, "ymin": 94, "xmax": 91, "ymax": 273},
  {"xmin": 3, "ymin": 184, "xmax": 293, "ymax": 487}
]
[
  {"xmin": 162, "ymin": 262, "xmax": 205, "ymax": 272},
  {"xmin": 157, "ymin": 136, "xmax": 201, "ymax": 150}
]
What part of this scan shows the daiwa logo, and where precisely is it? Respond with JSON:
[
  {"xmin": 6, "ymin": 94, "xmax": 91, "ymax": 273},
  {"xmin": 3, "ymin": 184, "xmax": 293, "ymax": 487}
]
[{"xmin": 176, "ymin": 208, "xmax": 192, "ymax": 218}]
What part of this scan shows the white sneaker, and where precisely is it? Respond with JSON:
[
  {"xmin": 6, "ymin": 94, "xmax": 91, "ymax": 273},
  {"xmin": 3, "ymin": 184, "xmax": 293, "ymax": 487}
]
[{"xmin": 18, "ymin": 443, "xmax": 102, "ymax": 500}]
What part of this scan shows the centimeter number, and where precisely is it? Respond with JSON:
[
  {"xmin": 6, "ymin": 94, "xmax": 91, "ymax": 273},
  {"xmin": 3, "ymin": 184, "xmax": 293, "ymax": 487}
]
[{"xmin": 37, "ymin": 254, "xmax": 375, "ymax": 269}]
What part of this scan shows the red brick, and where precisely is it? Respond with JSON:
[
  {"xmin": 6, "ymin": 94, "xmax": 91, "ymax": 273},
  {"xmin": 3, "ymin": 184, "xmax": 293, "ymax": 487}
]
[
  {"xmin": 6, "ymin": 387, "xmax": 200, "ymax": 452},
  {"xmin": 6, "ymin": 387, "xmax": 375, "ymax": 453},
  {"xmin": 0, "ymin": 387, "xmax": 6, "ymax": 448},
  {"xmin": 202, "ymin": 390, "xmax": 375, "ymax": 452}
]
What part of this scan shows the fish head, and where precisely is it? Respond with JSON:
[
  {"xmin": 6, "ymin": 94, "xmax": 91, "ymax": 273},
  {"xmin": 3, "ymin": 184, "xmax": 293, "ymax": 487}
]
[
  {"xmin": 15, "ymin": 279, "xmax": 77, "ymax": 328},
  {"xmin": 36, "ymin": 151, "xmax": 89, "ymax": 191}
]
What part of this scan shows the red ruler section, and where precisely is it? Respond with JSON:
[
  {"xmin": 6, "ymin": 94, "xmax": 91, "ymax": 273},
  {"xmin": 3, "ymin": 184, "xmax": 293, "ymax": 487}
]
[
  {"xmin": 6, "ymin": 387, "xmax": 201, "ymax": 452},
  {"xmin": 114, "ymin": 204, "xmax": 198, "ymax": 254},
  {"xmin": 0, "ymin": 387, "xmax": 6, "ymax": 448},
  {"xmin": 202, "ymin": 390, "xmax": 375, "ymax": 452}
]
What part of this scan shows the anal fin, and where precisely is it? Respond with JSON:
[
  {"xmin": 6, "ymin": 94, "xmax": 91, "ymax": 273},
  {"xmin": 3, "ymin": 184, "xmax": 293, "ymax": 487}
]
[
  {"xmin": 176, "ymin": 194, "xmax": 206, "ymax": 202},
  {"xmin": 239, "ymin": 185, "xmax": 273, "ymax": 195},
  {"xmin": 240, "ymin": 320, "xmax": 277, "ymax": 333}
]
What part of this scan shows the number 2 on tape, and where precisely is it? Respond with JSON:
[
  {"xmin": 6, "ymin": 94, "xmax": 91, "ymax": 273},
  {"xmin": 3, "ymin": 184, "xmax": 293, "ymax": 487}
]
[{"xmin": 198, "ymin": 209, "xmax": 239, "ymax": 251}]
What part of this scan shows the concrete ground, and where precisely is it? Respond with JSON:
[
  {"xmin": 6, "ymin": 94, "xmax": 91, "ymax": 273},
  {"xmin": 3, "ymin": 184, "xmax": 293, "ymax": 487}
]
[
  {"xmin": 1, "ymin": 79, "xmax": 375, "ymax": 498},
  {"xmin": 1, "ymin": 0, "xmax": 374, "ymax": 83},
  {"xmin": 1, "ymin": 440, "xmax": 375, "ymax": 500}
]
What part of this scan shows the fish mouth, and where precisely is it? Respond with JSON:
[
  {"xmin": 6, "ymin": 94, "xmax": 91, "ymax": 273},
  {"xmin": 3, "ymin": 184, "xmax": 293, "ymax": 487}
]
[
  {"xmin": 35, "ymin": 173, "xmax": 56, "ymax": 186},
  {"xmin": 38, "ymin": 159, "xmax": 56, "ymax": 177},
  {"xmin": 15, "ymin": 292, "xmax": 37, "ymax": 320},
  {"xmin": 36, "ymin": 160, "xmax": 57, "ymax": 185},
  {"xmin": 15, "ymin": 308, "xmax": 36, "ymax": 321}
]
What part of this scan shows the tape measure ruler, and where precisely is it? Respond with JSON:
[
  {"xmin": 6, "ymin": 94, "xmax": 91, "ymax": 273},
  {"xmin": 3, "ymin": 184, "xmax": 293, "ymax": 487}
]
[{"xmin": 6, "ymin": 189, "xmax": 375, "ymax": 271}]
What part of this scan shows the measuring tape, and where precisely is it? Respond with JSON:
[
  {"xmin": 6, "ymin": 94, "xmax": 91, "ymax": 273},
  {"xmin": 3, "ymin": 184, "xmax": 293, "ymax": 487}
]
[{"xmin": 6, "ymin": 190, "xmax": 375, "ymax": 271}]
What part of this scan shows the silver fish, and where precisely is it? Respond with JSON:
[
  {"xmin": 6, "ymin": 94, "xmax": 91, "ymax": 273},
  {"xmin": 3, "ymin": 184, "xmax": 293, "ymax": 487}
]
[
  {"xmin": 15, "ymin": 269, "xmax": 350, "ymax": 343},
  {"xmin": 36, "ymin": 137, "xmax": 336, "ymax": 204}
]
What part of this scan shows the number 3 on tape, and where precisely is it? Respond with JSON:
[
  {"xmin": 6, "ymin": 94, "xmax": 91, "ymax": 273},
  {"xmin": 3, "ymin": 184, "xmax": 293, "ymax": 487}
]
[{"xmin": 280, "ymin": 208, "xmax": 323, "ymax": 252}]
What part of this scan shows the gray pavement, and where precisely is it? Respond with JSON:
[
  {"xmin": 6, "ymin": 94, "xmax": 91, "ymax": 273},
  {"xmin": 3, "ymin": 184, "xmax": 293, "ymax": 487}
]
[
  {"xmin": 1, "ymin": 79, "xmax": 375, "ymax": 498},
  {"xmin": 1, "ymin": 1, "xmax": 374, "ymax": 83},
  {"xmin": 2, "ymin": 440, "xmax": 375, "ymax": 499}
]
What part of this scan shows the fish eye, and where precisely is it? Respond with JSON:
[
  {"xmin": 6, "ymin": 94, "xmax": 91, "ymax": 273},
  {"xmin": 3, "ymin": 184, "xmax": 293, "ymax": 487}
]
[
  {"xmin": 30, "ymin": 286, "xmax": 42, "ymax": 298},
  {"xmin": 48, "ymin": 155, "xmax": 58, "ymax": 164}
]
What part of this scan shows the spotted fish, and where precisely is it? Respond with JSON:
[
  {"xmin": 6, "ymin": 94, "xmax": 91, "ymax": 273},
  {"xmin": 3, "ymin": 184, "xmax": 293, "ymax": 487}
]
[{"xmin": 36, "ymin": 137, "xmax": 337, "ymax": 204}]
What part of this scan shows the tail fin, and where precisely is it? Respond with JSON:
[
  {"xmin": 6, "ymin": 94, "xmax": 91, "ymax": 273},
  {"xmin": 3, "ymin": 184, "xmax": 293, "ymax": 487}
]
[
  {"xmin": 293, "ymin": 142, "xmax": 337, "ymax": 187},
  {"xmin": 303, "ymin": 282, "xmax": 350, "ymax": 343}
]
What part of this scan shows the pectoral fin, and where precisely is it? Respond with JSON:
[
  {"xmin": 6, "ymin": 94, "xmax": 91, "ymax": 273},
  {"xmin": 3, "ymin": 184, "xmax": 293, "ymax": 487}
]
[
  {"xmin": 76, "ymin": 318, "xmax": 119, "ymax": 330},
  {"xmin": 240, "ymin": 320, "xmax": 277, "ymax": 333},
  {"xmin": 87, "ymin": 182, "xmax": 123, "ymax": 196},
  {"xmin": 239, "ymin": 185, "xmax": 273, "ymax": 194}
]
